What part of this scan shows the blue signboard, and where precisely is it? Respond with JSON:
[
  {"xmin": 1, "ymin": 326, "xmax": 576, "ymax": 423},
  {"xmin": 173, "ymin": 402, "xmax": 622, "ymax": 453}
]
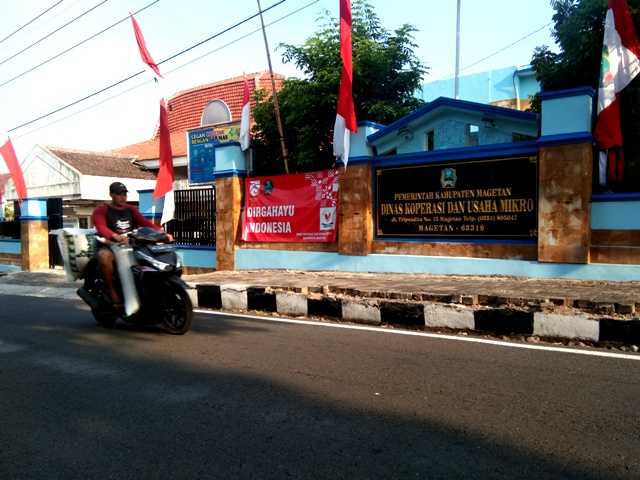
[
  {"xmin": 188, "ymin": 128, "xmax": 217, "ymax": 185},
  {"xmin": 188, "ymin": 124, "xmax": 241, "ymax": 185}
]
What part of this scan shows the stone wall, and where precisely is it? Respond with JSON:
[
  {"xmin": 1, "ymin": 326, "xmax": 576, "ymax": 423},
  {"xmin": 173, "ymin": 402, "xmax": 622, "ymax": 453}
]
[
  {"xmin": 21, "ymin": 220, "xmax": 49, "ymax": 271},
  {"xmin": 0, "ymin": 253, "xmax": 21, "ymax": 266},
  {"xmin": 215, "ymin": 176, "xmax": 243, "ymax": 271},
  {"xmin": 538, "ymin": 142, "xmax": 592, "ymax": 264},
  {"xmin": 338, "ymin": 164, "xmax": 372, "ymax": 256}
]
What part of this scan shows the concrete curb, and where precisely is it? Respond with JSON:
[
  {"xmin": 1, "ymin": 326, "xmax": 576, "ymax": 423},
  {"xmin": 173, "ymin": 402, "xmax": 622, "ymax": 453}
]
[{"xmin": 194, "ymin": 283, "xmax": 640, "ymax": 345}]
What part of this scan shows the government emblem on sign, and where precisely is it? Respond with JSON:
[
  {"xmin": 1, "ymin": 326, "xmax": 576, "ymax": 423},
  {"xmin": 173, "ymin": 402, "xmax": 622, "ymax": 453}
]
[
  {"xmin": 249, "ymin": 180, "xmax": 261, "ymax": 197},
  {"xmin": 440, "ymin": 168, "xmax": 457, "ymax": 189}
]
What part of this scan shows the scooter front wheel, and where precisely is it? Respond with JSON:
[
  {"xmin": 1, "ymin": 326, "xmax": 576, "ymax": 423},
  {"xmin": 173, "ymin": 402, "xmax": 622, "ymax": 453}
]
[{"xmin": 161, "ymin": 279, "xmax": 193, "ymax": 335}]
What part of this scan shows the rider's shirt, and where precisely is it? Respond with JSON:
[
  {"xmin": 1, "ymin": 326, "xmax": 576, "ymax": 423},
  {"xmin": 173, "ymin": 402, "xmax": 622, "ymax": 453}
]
[
  {"xmin": 106, "ymin": 206, "xmax": 134, "ymax": 234},
  {"xmin": 92, "ymin": 203, "xmax": 160, "ymax": 239}
]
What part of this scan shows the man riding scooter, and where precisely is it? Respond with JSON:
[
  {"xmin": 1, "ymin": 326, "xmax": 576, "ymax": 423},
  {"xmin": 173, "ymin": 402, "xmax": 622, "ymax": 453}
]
[{"xmin": 91, "ymin": 182, "xmax": 173, "ymax": 308}]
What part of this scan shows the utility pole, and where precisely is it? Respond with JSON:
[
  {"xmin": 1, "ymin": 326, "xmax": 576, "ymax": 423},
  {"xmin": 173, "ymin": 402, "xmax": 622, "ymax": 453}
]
[
  {"xmin": 454, "ymin": 0, "xmax": 461, "ymax": 99},
  {"xmin": 257, "ymin": 0, "xmax": 290, "ymax": 174}
]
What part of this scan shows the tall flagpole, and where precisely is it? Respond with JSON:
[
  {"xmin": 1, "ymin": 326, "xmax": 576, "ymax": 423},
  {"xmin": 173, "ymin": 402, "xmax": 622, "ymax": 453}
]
[
  {"xmin": 256, "ymin": 0, "xmax": 290, "ymax": 174},
  {"xmin": 454, "ymin": 0, "xmax": 461, "ymax": 99}
]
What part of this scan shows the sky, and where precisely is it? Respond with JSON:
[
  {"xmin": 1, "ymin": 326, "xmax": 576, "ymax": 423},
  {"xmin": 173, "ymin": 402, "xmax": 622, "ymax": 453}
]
[{"xmin": 0, "ymin": 0, "xmax": 559, "ymax": 170}]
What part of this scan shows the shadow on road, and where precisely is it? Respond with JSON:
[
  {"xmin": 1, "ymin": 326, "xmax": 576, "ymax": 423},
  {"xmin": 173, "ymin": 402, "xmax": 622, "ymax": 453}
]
[{"xmin": 0, "ymin": 295, "xmax": 635, "ymax": 479}]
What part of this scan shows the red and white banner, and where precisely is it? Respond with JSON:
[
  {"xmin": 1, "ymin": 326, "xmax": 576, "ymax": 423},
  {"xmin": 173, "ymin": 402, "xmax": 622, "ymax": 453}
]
[
  {"xmin": 242, "ymin": 169, "xmax": 339, "ymax": 243},
  {"xmin": 0, "ymin": 132, "xmax": 26, "ymax": 201},
  {"xmin": 333, "ymin": 0, "xmax": 357, "ymax": 167},
  {"xmin": 595, "ymin": 0, "xmax": 640, "ymax": 185}
]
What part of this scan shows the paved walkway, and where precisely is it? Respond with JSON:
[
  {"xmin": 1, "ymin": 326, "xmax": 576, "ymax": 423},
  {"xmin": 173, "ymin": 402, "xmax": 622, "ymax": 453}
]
[
  {"xmin": 2, "ymin": 268, "xmax": 639, "ymax": 308},
  {"xmin": 185, "ymin": 270, "xmax": 640, "ymax": 306}
]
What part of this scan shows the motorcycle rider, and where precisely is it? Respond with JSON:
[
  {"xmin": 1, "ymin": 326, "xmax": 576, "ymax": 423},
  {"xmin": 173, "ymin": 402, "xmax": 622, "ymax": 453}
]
[{"xmin": 92, "ymin": 182, "xmax": 173, "ymax": 307}]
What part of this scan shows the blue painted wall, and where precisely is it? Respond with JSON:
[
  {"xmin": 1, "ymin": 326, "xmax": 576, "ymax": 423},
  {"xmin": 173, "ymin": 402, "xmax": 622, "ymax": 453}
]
[
  {"xmin": 591, "ymin": 201, "xmax": 640, "ymax": 230},
  {"xmin": 374, "ymin": 111, "xmax": 537, "ymax": 156},
  {"xmin": 177, "ymin": 246, "xmax": 216, "ymax": 269},
  {"xmin": 0, "ymin": 239, "xmax": 21, "ymax": 254},
  {"xmin": 421, "ymin": 66, "xmax": 540, "ymax": 105},
  {"xmin": 236, "ymin": 249, "xmax": 640, "ymax": 282},
  {"xmin": 541, "ymin": 92, "xmax": 593, "ymax": 136}
]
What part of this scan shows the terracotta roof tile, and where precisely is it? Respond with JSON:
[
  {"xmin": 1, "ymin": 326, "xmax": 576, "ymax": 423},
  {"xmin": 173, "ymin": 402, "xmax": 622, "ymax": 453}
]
[
  {"xmin": 47, "ymin": 147, "xmax": 155, "ymax": 179},
  {"xmin": 110, "ymin": 131, "xmax": 187, "ymax": 161},
  {"xmin": 111, "ymin": 71, "xmax": 284, "ymax": 161}
]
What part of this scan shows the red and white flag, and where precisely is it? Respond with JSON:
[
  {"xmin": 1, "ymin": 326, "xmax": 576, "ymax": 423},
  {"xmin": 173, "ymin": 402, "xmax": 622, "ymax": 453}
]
[
  {"xmin": 0, "ymin": 132, "xmax": 27, "ymax": 201},
  {"xmin": 130, "ymin": 14, "xmax": 174, "ymax": 224},
  {"xmin": 333, "ymin": 0, "xmax": 357, "ymax": 168},
  {"xmin": 239, "ymin": 76, "xmax": 251, "ymax": 151},
  {"xmin": 594, "ymin": 0, "xmax": 640, "ymax": 186}
]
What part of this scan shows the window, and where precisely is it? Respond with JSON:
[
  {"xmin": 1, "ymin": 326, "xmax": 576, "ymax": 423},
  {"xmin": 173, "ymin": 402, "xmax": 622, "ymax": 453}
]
[
  {"xmin": 426, "ymin": 130, "xmax": 435, "ymax": 151},
  {"xmin": 201, "ymin": 100, "xmax": 231, "ymax": 126},
  {"xmin": 466, "ymin": 124, "xmax": 479, "ymax": 146}
]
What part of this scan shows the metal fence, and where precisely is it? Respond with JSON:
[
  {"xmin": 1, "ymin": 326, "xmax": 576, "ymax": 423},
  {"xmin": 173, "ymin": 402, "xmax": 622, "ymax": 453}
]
[
  {"xmin": 0, "ymin": 221, "xmax": 20, "ymax": 239},
  {"xmin": 166, "ymin": 188, "xmax": 216, "ymax": 247}
]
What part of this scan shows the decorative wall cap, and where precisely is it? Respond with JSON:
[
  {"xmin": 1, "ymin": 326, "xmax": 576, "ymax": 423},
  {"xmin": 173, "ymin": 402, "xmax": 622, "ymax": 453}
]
[
  {"xmin": 215, "ymin": 169, "xmax": 247, "ymax": 178},
  {"xmin": 175, "ymin": 245, "xmax": 216, "ymax": 251},
  {"xmin": 537, "ymin": 132, "xmax": 592, "ymax": 146},
  {"xmin": 540, "ymin": 87, "xmax": 596, "ymax": 101},
  {"xmin": 592, "ymin": 192, "xmax": 640, "ymax": 202},
  {"xmin": 367, "ymin": 97, "xmax": 538, "ymax": 144},
  {"xmin": 215, "ymin": 141, "xmax": 242, "ymax": 148}
]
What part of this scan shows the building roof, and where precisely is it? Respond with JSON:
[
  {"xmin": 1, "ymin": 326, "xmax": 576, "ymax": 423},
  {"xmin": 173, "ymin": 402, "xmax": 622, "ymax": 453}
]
[
  {"xmin": 110, "ymin": 71, "xmax": 285, "ymax": 161},
  {"xmin": 367, "ymin": 97, "xmax": 539, "ymax": 145},
  {"xmin": 47, "ymin": 147, "xmax": 155, "ymax": 179}
]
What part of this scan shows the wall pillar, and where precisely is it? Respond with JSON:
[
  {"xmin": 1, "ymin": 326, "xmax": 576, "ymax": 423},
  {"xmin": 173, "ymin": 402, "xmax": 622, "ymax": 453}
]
[
  {"xmin": 338, "ymin": 163, "xmax": 373, "ymax": 256},
  {"xmin": 538, "ymin": 142, "xmax": 593, "ymax": 263},
  {"xmin": 213, "ymin": 143, "xmax": 247, "ymax": 271},
  {"xmin": 537, "ymin": 87, "xmax": 595, "ymax": 264},
  {"xmin": 20, "ymin": 198, "xmax": 49, "ymax": 271},
  {"xmin": 215, "ymin": 176, "xmax": 243, "ymax": 270}
]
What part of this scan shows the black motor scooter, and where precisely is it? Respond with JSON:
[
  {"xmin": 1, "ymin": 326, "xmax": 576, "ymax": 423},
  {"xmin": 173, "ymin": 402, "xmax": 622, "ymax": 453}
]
[{"xmin": 77, "ymin": 228, "xmax": 193, "ymax": 334}]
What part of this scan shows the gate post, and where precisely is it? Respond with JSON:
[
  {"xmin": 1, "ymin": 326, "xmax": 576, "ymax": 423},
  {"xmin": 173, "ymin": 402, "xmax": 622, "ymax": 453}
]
[
  {"xmin": 20, "ymin": 198, "xmax": 49, "ymax": 271},
  {"xmin": 214, "ymin": 143, "xmax": 247, "ymax": 271},
  {"xmin": 537, "ymin": 87, "xmax": 594, "ymax": 264}
]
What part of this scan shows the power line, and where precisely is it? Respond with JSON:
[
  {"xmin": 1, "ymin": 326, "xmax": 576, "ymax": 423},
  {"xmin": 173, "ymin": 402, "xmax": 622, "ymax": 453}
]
[
  {"xmin": 437, "ymin": 22, "xmax": 552, "ymax": 81},
  {"xmin": 0, "ymin": 0, "xmax": 65, "ymax": 45},
  {"xmin": 8, "ymin": 0, "xmax": 289, "ymax": 133},
  {"xmin": 0, "ymin": 0, "xmax": 160, "ymax": 90},
  {"xmin": 14, "ymin": 0, "xmax": 321, "ymax": 141},
  {"xmin": 0, "ymin": 0, "xmax": 110, "ymax": 68}
]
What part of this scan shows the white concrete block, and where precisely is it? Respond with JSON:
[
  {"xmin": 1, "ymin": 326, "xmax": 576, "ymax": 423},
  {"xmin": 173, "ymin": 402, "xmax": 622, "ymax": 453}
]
[
  {"xmin": 342, "ymin": 301, "xmax": 381, "ymax": 325},
  {"xmin": 533, "ymin": 312, "xmax": 599, "ymax": 341},
  {"xmin": 221, "ymin": 284, "xmax": 248, "ymax": 311},
  {"xmin": 424, "ymin": 303, "xmax": 474, "ymax": 330},
  {"xmin": 186, "ymin": 288, "xmax": 198, "ymax": 308},
  {"xmin": 276, "ymin": 292, "xmax": 308, "ymax": 316}
]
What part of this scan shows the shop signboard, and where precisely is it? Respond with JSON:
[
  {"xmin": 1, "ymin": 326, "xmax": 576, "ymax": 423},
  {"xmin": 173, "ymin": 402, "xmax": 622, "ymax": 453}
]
[{"xmin": 376, "ymin": 156, "xmax": 538, "ymax": 239}]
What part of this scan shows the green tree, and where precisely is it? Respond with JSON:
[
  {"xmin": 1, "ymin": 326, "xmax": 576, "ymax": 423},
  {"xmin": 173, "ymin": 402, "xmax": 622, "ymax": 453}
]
[
  {"xmin": 252, "ymin": 0, "xmax": 427, "ymax": 174},
  {"xmin": 530, "ymin": 0, "xmax": 640, "ymax": 190},
  {"xmin": 529, "ymin": 0, "xmax": 639, "ymax": 110}
]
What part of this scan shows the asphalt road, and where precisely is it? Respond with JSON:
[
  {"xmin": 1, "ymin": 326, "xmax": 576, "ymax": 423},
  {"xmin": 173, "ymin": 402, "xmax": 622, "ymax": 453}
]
[{"xmin": 1, "ymin": 295, "xmax": 639, "ymax": 479}]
